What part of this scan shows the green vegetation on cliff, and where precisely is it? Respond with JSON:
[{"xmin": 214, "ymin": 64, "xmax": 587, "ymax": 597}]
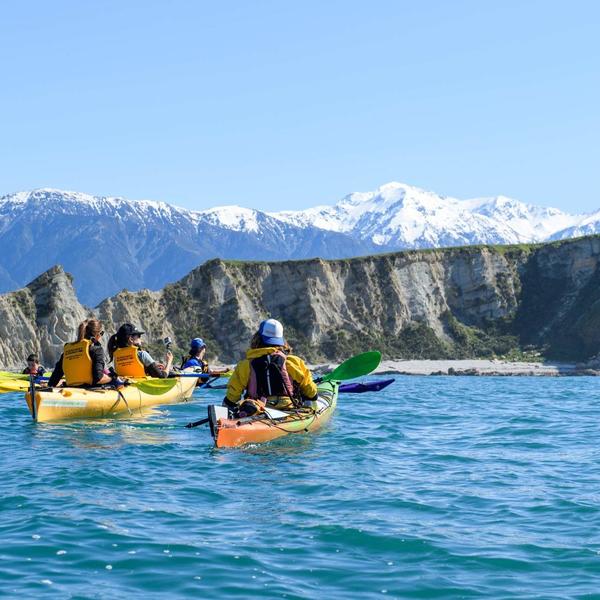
[{"xmin": 3, "ymin": 235, "xmax": 600, "ymax": 368}]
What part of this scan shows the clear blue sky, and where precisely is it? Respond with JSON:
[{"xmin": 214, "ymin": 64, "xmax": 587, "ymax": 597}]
[{"xmin": 1, "ymin": 0, "xmax": 598, "ymax": 212}]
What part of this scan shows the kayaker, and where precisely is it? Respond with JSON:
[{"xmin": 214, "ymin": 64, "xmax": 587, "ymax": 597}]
[
  {"xmin": 180, "ymin": 337, "xmax": 229, "ymax": 376},
  {"xmin": 108, "ymin": 323, "xmax": 173, "ymax": 378},
  {"xmin": 224, "ymin": 319, "xmax": 317, "ymax": 417},
  {"xmin": 22, "ymin": 353, "xmax": 45, "ymax": 376},
  {"xmin": 47, "ymin": 319, "xmax": 113, "ymax": 387}
]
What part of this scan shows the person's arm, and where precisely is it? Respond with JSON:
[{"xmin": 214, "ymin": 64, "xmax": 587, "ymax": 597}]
[
  {"xmin": 47, "ymin": 355, "xmax": 64, "ymax": 388},
  {"xmin": 90, "ymin": 345, "xmax": 111, "ymax": 385},
  {"xmin": 164, "ymin": 350, "xmax": 173, "ymax": 374},
  {"xmin": 138, "ymin": 349, "xmax": 174, "ymax": 379},
  {"xmin": 146, "ymin": 362, "xmax": 168, "ymax": 378},
  {"xmin": 225, "ymin": 360, "xmax": 250, "ymax": 403},
  {"xmin": 209, "ymin": 365, "xmax": 230, "ymax": 375},
  {"xmin": 136, "ymin": 350, "xmax": 164, "ymax": 378},
  {"xmin": 286, "ymin": 356, "xmax": 318, "ymax": 399}
]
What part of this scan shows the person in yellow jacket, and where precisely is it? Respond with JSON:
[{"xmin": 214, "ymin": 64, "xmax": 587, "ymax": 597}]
[
  {"xmin": 47, "ymin": 319, "xmax": 113, "ymax": 387},
  {"xmin": 224, "ymin": 319, "xmax": 317, "ymax": 417}
]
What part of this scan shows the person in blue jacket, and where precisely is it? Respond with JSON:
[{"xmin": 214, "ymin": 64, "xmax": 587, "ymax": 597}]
[{"xmin": 180, "ymin": 338, "xmax": 229, "ymax": 376}]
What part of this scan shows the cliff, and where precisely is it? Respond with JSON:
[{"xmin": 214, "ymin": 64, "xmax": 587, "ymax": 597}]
[
  {"xmin": 0, "ymin": 266, "xmax": 92, "ymax": 369},
  {"xmin": 1, "ymin": 236, "xmax": 600, "ymax": 369}
]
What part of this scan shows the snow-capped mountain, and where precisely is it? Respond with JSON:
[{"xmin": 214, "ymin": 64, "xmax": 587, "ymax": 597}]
[
  {"xmin": 0, "ymin": 183, "xmax": 595, "ymax": 305},
  {"xmin": 465, "ymin": 195, "xmax": 581, "ymax": 242},
  {"xmin": 548, "ymin": 209, "xmax": 600, "ymax": 241},
  {"xmin": 0, "ymin": 189, "xmax": 373, "ymax": 305},
  {"xmin": 272, "ymin": 183, "xmax": 582, "ymax": 248}
]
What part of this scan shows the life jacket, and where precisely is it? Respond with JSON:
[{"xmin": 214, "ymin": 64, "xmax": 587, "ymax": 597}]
[
  {"xmin": 247, "ymin": 350, "xmax": 295, "ymax": 400},
  {"xmin": 113, "ymin": 346, "xmax": 146, "ymax": 377},
  {"xmin": 63, "ymin": 339, "xmax": 94, "ymax": 386},
  {"xmin": 181, "ymin": 357, "xmax": 209, "ymax": 373},
  {"xmin": 23, "ymin": 366, "xmax": 44, "ymax": 376}
]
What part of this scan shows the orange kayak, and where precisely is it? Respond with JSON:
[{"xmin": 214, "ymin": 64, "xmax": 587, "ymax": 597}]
[{"xmin": 208, "ymin": 380, "xmax": 339, "ymax": 448}]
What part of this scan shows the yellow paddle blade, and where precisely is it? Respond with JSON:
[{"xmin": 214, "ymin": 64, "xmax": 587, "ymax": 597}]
[{"xmin": 131, "ymin": 378, "xmax": 180, "ymax": 396}]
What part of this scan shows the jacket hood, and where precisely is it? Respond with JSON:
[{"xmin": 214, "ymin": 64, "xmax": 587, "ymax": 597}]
[{"xmin": 245, "ymin": 347, "xmax": 282, "ymax": 359}]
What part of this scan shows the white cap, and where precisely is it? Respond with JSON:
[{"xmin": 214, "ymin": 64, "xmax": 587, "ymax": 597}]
[{"xmin": 258, "ymin": 319, "xmax": 285, "ymax": 346}]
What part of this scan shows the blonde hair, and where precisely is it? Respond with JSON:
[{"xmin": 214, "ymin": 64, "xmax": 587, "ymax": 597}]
[{"xmin": 76, "ymin": 319, "xmax": 103, "ymax": 342}]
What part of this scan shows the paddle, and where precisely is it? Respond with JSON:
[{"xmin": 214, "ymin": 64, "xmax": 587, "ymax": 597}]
[
  {"xmin": 185, "ymin": 417, "xmax": 208, "ymax": 428},
  {"xmin": 174, "ymin": 373, "xmax": 212, "ymax": 379},
  {"xmin": 29, "ymin": 375, "xmax": 37, "ymax": 421},
  {"xmin": 184, "ymin": 351, "xmax": 382, "ymax": 429},
  {"xmin": 319, "ymin": 350, "xmax": 382, "ymax": 382},
  {"xmin": 198, "ymin": 376, "xmax": 219, "ymax": 389},
  {"xmin": 174, "ymin": 372, "xmax": 232, "ymax": 379},
  {"xmin": 339, "ymin": 377, "xmax": 395, "ymax": 394},
  {"xmin": 125, "ymin": 372, "xmax": 219, "ymax": 395},
  {"xmin": 202, "ymin": 378, "xmax": 395, "ymax": 394}
]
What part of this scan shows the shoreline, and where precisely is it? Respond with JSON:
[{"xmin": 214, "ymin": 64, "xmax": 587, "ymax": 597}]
[{"xmin": 312, "ymin": 359, "xmax": 600, "ymax": 377}]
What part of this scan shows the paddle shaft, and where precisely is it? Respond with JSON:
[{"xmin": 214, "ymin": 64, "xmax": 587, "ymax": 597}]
[
  {"xmin": 29, "ymin": 375, "xmax": 37, "ymax": 421},
  {"xmin": 186, "ymin": 417, "xmax": 209, "ymax": 428}
]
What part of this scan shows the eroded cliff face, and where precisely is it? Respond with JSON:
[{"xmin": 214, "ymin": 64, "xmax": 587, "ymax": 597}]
[
  {"xmin": 0, "ymin": 266, "xmax": 91, "ymax": 369},
  {"xmin": 1, "ymin": 236, "xmax": 599, "ymax": 369}
]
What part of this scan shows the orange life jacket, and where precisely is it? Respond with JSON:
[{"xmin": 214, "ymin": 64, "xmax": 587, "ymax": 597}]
[
  {"xmin": 113, "ymin": 346, "xmax": 146, "ymax": 377},
  {"xmin": 63, "ymin": 339, "xmax": 94, "ymax": 386}
]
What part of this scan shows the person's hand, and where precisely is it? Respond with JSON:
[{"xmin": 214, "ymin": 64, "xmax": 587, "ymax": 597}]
[
  {"xmin": 250, "ymin": 399, "xmax": 266, "ymax": 411},
  {"xmin": 238, "ymin": 399, "xmax": 265, "ymax": 417},
  {"xmin": 165, "ymin": 350, "xmax": 173, "ymax": 363},
  {"xmin": 111, "ymin": 375, "xmax": 125, "ymax": 388}
]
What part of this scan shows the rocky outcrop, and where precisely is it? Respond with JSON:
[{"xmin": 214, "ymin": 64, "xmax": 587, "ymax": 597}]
[
  {"xmin": 1, "ymin": 236, "xmax": 600, "ymax": 369},
  {"xmin": 0, "ymin": 266, "xmax": 91, "ymax": 369}
]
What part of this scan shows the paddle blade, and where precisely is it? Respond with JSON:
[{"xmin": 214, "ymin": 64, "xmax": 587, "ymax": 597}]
[
  {"xmin": 322, "ymin": 351, "xmax": 381, "ymax": 382},
  {"xmin": 133, "ymin": 378, "xmax": 180, "ymax": 395}
]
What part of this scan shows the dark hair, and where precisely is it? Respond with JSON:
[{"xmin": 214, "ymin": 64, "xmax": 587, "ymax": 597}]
[
  {"xmin": 26, "ymin": 353, "xmax": 38, "ymax": 362},
  {"xmin": 107, "ymin": 323, "xmax": 139, "ymax": 360},
  {"xmin": 76, "ymin": 319, "xmax": 103, "ymax": 342}
]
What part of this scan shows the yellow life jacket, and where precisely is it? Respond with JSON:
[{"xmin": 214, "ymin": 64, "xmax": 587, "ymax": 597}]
[
  {"xmin": 62, "ymin": 339, "xmax": 94, "ymax": 386},
  {"xmin": 113, "ymin": 346, "xmax": 146, "ymax": 377}
]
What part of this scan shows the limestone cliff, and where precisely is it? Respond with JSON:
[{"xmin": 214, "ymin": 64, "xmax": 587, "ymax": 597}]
[
  {"xmin": 1, "ymin": 236, "xmax": 600, "ymax": 369},
  {"xmin": 0, "ymin": 266, "xmax": 91, "ymax": 370}
]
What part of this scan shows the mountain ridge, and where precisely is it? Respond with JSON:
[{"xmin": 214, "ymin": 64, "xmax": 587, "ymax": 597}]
[
  {"xmin": 2, "ymin": 235, "xmax": 600, "ymax": 370},
  {"xmin": 0, "ymin": 183, "xmax": 596, "ymax": 304}
]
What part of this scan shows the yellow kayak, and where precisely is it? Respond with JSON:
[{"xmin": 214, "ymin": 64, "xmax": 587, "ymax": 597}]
[
  {"xmin": 0, "ymin": 371, "xmax": 51, "ymax": 394},
  {"xmin": 0, "ymin": 379, "xmax": 31, "ymax": 394},
  {"xmin": 25, "ymin": 376, "xmax": 199, "ymax": 422}
]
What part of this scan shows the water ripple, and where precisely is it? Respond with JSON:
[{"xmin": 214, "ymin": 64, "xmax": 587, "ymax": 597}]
[{"xmin": 2, "ymin": 378, "xmax": 600, "ymax": 597}]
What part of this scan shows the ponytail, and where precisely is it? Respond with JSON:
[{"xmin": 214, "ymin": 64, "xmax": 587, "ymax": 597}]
[
  {"xmin": 107, "ymin": 333, "xmax": 119, "ymax": 361},
  {"xmin": 76, "ymin": 320, "xmax": 88, "ymax": 342},
  {"xmin": 76, "ymin": 319, "xmax": 103, "ymax": 342}
]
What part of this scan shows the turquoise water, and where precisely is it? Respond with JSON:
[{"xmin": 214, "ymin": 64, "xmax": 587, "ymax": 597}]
[{"xmin": 2, "ymin": 376, "xmax": 600, "ymax": 598}]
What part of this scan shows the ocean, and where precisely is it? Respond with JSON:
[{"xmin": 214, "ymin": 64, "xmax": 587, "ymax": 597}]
[{"xmin": 1, "ymin": 376, "xmax": 600, "ymax": 598}]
